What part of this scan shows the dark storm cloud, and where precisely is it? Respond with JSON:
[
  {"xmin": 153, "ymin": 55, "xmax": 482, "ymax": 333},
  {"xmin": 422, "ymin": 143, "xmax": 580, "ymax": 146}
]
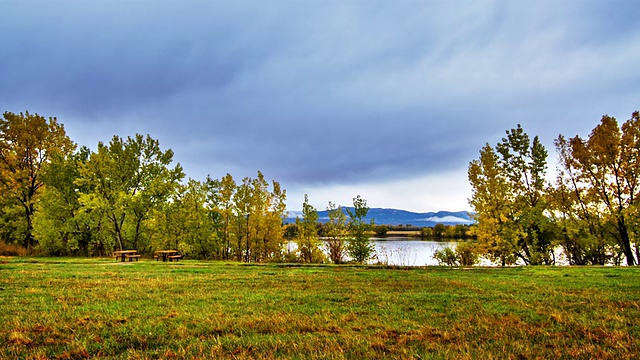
[{"xmin": 1, "ymin": 1, "xmax": 640, "ymax": 210}]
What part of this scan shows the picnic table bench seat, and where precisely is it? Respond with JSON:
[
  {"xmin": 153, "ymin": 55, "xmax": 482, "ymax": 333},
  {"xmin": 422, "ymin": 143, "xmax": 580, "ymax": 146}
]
[
  {"xmin": 125, "ymin": 254, "xmax": 141, "ymax": 261},
  {"xmin": 167, "ymin": 254, "xmax": 184, "ymax": 262}
]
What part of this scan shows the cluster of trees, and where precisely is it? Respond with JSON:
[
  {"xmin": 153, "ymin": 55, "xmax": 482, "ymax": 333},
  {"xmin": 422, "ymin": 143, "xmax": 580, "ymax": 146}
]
[
  {"xmin": 0, "ymin": 111, "xmax": 377, "ymax": 263},
  {"xmin": 468, "ymin": 111, "xmax": 640, "ymax": 266},
  {"xmin": 370, "ymin": 224, "xmax": 473, "ymax": 239},
  {"xmin": 283, "ymin": 196, "xmax": 376, "ymax": 264}
]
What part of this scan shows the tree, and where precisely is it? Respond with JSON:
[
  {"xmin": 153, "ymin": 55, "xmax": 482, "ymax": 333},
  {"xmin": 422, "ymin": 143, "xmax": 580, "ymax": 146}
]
[
  {"xmin": 260, "ymin": 177, "xmax": 287, "ymax": 261},
  {"xmin": 296, "ymin": 194, "xmax": 324, "ymax": 263},
  {"xmin": 210, "ymin": 173, "xmax": 236, "ymax": 260},
  {"xmin": 468, "ymin": 144, "xmax": 518, "ymax": 266},
  {"xmin": 76, "ymin": 134, "xmax": 184, "ymax": 251},
  {"xmin": 374, "ymin": 225, "xmax": 389, "ymax": 237},
  {"xmin": 325, "ymin": 201, "xmax": 347, "ymax": 264},
  {"xmin": 496, "ymin": 125, "xmax": 553, "ymax": 264},
  {"xmin": 346, "ymin": 195, "xmax": 375, "ymax": 263},
  {"xmin": 433, "ymin": 246, "xmax": 458, "ymax": 266},
  {"xmin": 149, "ymin": 179, "xmax": 217, "ymax": 259},
  {"xmin": 243, "ymin": 171, "xmax": 287, "ymax": 262},
  {"xmin": 558, "ymin": 112, "xmax": 640, "ymax": 265},
  {"xmin": 0, "ymin": 111, "xmax": 75, "ymax": 249},
  {"xmin": 33, "ymin": 147, "xmax": 99, "ymax": 256},
  {"xmin": 549, "ymin": 135, "xmax": 612, "ymax": 265},
  {"xmin": 433, "ymin": 223, "xmax": 446, "ymax": 238},
  {"xmin": 232, "ymin": 176, "xmax": 258, "ymax": 262},
  {"xmin": 468, "ymin": 124, "xmax": 553, "ymax": 265}
]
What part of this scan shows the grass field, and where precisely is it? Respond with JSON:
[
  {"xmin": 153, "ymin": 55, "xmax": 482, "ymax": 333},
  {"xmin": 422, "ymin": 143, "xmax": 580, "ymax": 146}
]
[{"xmin": 1, "ymin": 258, "xmax": 639, "ymax": 359}]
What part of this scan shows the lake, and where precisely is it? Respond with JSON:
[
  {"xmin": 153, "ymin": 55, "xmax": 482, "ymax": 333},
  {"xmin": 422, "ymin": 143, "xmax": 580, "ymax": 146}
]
[
  {"xmin": 370, "ymin": 238, "xmax": 458, "ymax": 266},
  {"xmin": 289, "ymin": 238, "xmax": 458, "ymax": 266}
]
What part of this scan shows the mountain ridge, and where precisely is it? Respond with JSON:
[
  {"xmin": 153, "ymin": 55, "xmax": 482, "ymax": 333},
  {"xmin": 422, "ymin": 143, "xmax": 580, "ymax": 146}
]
[{"xmin": 287, "ymin": 208, "xmax": 474, "ymax": 227}]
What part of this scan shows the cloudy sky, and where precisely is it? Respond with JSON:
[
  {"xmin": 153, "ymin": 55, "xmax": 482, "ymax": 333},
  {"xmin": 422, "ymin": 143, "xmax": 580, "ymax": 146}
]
[{"xmin": 2, "ymin": 1, "xmax": 639, "ymax": 212}]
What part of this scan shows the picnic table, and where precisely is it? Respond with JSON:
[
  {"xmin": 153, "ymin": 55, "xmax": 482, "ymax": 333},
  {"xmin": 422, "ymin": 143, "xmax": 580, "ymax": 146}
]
[
  {"xmin": 155, "ymin": 250, "xmax": 181, "ymax": 262},
  {"xmin": 113, "ymin": 250, "xmax": 140, "ymax": 262}
]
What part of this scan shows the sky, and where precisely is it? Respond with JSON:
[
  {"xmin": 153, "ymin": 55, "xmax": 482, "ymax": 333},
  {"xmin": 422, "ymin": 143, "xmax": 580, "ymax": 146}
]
[{"xmin": 1, "ymin": 1, "xmax": 639, "ymax": 212}]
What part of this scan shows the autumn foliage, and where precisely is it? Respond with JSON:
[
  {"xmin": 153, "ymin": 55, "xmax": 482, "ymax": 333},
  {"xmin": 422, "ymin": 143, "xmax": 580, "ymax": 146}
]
[{"xmin": 469, "ymin": 111, "xmax": 640, "ymax": 266}]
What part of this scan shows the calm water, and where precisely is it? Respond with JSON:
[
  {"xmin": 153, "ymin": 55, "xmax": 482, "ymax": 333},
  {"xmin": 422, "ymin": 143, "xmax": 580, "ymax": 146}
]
[
  {"xmin": 290, "ymin": 238, "xmax": 460, "ymax": 266},
  {"xmin": 370, "ymin": 238, "xmax": 458, "ymax": 266}
]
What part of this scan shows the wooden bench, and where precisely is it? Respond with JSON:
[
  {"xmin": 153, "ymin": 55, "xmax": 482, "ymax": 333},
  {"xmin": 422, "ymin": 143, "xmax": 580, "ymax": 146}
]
[
  {"xmin": 167, "ymin": 254, "xmax": 183, "ymax": 262},
  {"xmin": 125, "ymin": 254, "xmax": 142, "ymax": 262}
]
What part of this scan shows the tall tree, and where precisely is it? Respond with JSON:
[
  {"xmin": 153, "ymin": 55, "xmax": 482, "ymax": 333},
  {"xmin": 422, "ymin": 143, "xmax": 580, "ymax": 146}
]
[
  {"xmin": 562, "ymin": 112, "xmax": 640, "ymax": 265},
  {"xmin": 346, "ymin": 195, "xmax": 375, "ymax": 263},
  {"xmin": 469, "ymin": 125, "xmax": 553, "ymax": 265},
  {"xmin": 76, "ymin": 134, "xmax": 184, "ymax": 251},
  {"xmin": 233, "ymin": 177, "xmax": 253, "ymax": 262},
  {"xmin": 296, "ymin": 194, "xmax": 324, "ymax": 263},
  {"xmin": 325, "ymin": 201, "xmax": 347, "ymax": 264},
  {"xmin": 32, "ymin": 147, "xmax": 98, "ymax": 256},
  {"xmin": 259, "ymin": 178, "xmax": 287, "ymax": 261},
  {"xmin": 550, "ymin": 135, "xmax": 611, "ymax": 265},
  {"xmin": 468, "ymin": 144, "xmax": 517, "ymax": 266},
  {"xmin": 209, "ymin": 173, "xmax": 236, "ymax": 260},
  {"xmin": 0, "ymin": 111, "xmax": 75, "ymax": 249},
  {"xmin": 149, "ymin": 179, "xmax": 217, "ymax": 258}
]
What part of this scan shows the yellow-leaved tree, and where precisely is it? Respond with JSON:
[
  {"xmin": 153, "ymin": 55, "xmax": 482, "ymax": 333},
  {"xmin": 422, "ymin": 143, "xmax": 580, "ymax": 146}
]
[{"xmin": 0, "ymin": 111, "xmax": 75, "ymax": 250}]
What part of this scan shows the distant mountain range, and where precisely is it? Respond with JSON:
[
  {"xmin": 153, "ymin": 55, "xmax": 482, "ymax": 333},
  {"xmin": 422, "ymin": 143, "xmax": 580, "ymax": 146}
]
[{"xmin": 287, "ymin": 208, "xmax": 475, "ymax": 227}]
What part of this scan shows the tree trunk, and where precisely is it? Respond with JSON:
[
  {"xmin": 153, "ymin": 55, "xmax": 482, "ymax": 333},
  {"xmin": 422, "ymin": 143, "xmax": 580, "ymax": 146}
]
[
  {"xmin": 112, "ymin": 216, "xmax": 124, "ymax": 251},
  {"xmin": 23, "ymin": 204, "xmax": 34, "ymax": 250},
  {"xmin": 18, "ymin": 198, "xmax": 39, "ymax": 251},
  {"xmin": 617, "ymin": 217, "xmax": 636, "ymax": 266}
]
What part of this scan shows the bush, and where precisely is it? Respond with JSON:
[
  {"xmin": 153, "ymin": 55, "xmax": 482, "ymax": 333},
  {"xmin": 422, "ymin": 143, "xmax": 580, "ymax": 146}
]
[
  {"xmin": 456, "ymin": 241, "xmax": 480, "ymax": 266},
  {"xmin": 433, "ymin": 247, "xmax": 458, "ymax": 266},
  {"xmin": 433, "ymin": 242, "xmax": 480, "ymax": 266},
  {"xmin": 0, "ymin": 242, "xmax": 28, "ymax": 256}
]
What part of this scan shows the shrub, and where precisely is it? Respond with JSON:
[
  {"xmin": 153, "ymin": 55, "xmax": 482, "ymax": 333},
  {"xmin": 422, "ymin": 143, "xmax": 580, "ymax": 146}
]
[
  {"xmin": 433, "ymin": 242, "xmax": 480, "ymax": 266},
  {"xmin": 433, "ymin": 246, "xmax": 458, "ymax": 266},
  {"xmin": 0, "ymin": 242, "xmax": 28, "ymax": 256},
  {"xmin": 456, "ymin": 241, "xmax": 480, "ymax": 266}
]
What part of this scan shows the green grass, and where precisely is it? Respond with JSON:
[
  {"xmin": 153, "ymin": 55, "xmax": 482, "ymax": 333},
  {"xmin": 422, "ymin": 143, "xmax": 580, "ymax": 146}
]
[{"xmin": 1, "ymin": 258, "xmax": 639, "ymax": 359}]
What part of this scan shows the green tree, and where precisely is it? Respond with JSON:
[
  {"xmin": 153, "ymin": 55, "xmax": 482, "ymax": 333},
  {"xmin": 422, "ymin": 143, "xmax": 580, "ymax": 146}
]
[
  {"xmin": 76, "ymin": 134, "xmax": 184, "ymax": 252},
  {"xmin": 325, "ymin": 201, "xmax": 347, "ymax": 264},
  {"xmin": 468, "ymin": 123, "xmax": 554, "ymax": 266},
  {"xmin": 210, "ymin": 173, "xmax": 236, "ymax": 260},
  {"xmin": 496, "ymin": 124, "xmax": 553, "ymax": 265},
  {"xmin": 0, "ymin": 111, "xmax": 75, "ymax": 249},
  {"xmin": 149, "ymin": 179, "xmax": 217, "ymax": 259},
  {"xmin": 33, "ymin": 147, "xmax": 98, "ymax": 256},
  {"xmin": 346, "ymin": 195, "xmax": 375, "ymax": 263},
  {"xmin": 433, "ymin": 223, "xmax": 446, "ymax": 238},
  {"xmin": 420, "ymin": 227, "xmax": 433, "ymax": 238},
  {"xmin": 296, "ymin": 194, "xmax": 324, "ymax": 263},
  {"xmin": 374, "ymin": 224, "xmax": 389, "ymax": 237},
  {"xmin": 433, "ymin": 242, "xmax": 479, "ymax": 266},
  {"xmin": 233, "ymin": 177, "xmax": 252, "ymax": 262},
  {"xmin": 433, "ymin": 246, "xmax": 458, "ymax": 266},
  {"xmin": 239, "ymin": 171, "xmax": 287, "ymax": 262}
]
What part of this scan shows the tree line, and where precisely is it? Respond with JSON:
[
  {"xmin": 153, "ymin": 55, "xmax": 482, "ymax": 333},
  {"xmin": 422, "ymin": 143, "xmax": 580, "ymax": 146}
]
[
  {"xmin": 0, "ymin": 111, "xmax": 378, "ymax": 263},
  {"xmin": 467, "ymin": 110, "xmax": 640, "ymax": 266}
]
